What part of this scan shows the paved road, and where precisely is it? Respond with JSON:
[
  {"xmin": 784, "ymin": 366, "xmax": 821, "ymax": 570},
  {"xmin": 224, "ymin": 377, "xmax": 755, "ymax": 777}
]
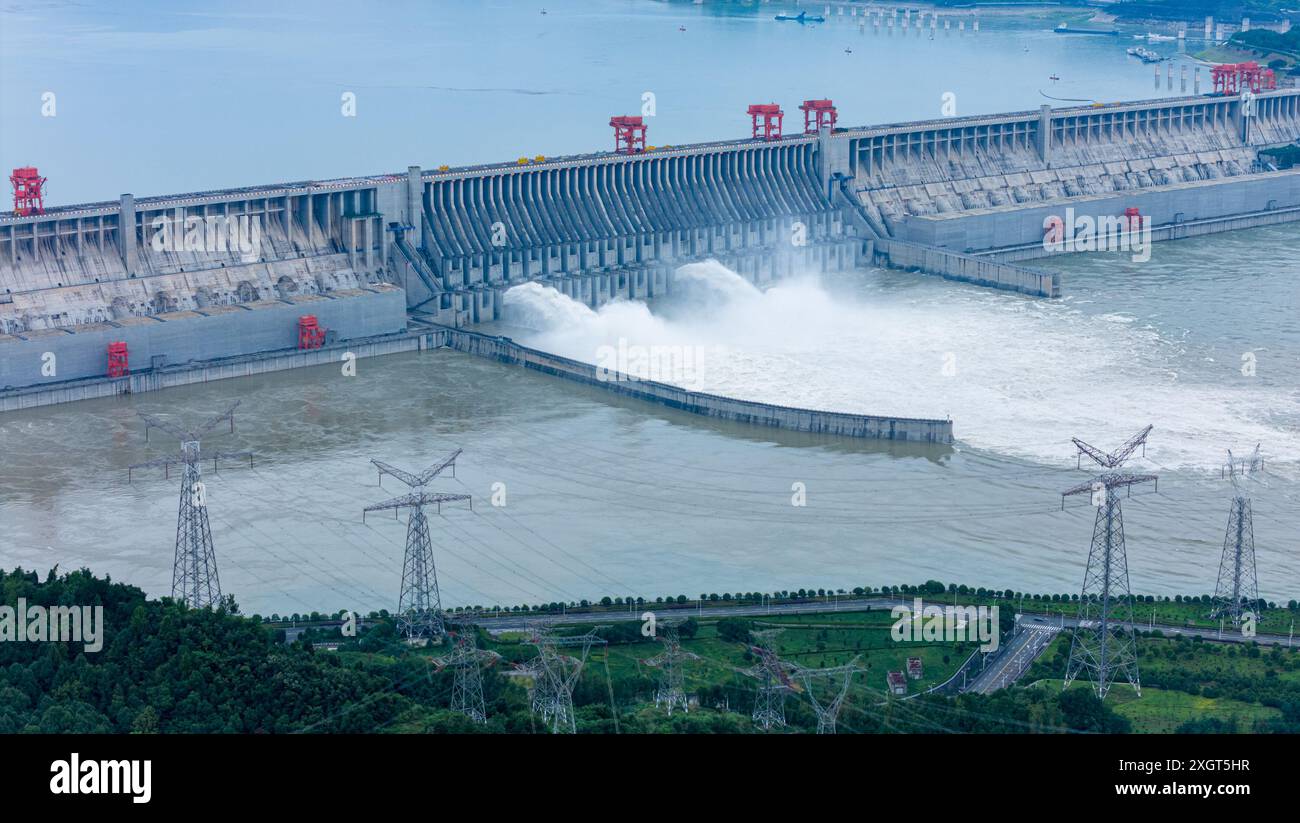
[
  {"xmin": 965, "ymin": 613, "xmax": 1297, "ymax": 694},
  {"xmin": 472, "ymin": 596, "xmax": 914, "ymax": 632},
  {"xmin": 966, "ymin": 625, "xmax": 1060, "ymax": 695},
  {"xmin": 1021, "ymin": 613, "xmax": 1295, "ymax": 648}
]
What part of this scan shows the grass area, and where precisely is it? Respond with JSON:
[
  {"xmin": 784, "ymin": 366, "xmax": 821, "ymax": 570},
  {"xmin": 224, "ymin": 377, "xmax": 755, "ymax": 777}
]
[
  {"xmin": 1194, "ymin": 43, "xmax": 1299, "ymax": 67},
  {"xmin": 1025, "ymin": 631, "xmax": 1300, "ymax": 733},
  {"xmin": 1118, "ymin": 688, "xmax": 1281, "ymax": 733},
  {"xmin": 1030, "ymin": 679, "xmax": 1281, "ymax": 733},
  {"xmin": 750, "ymin": 609, "xmax": 900, "ymax": 627}
]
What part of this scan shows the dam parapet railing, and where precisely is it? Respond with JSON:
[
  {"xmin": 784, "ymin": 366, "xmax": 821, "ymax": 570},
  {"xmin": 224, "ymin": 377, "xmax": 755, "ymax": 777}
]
[{"xmin": 432, "ymin": 325, "xmax": 954, "ymax": 444}]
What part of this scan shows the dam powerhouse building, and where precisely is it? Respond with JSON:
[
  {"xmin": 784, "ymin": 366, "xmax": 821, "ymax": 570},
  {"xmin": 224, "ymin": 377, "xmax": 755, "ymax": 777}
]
[{"xmin": 2, "ymin": 89, "xmax": 1299, "ymax": 424}]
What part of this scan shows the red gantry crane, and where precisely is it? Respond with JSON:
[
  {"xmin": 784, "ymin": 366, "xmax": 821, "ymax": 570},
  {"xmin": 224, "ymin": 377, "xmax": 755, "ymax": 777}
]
[
  {"xmin": 1211, "ymin": 61, "xmax": 1277, "ymax": 95},
  {"xmin": 10, "ymin": 167, "xmax": 46, "ymax": 216},
  {"xmin": 748, "ymin": 103, "xmax": 784, "ymax": 140},
  {"xmin": 799, "ymin": 99, "xmax": 837, "ymax": 134},
  {"xmin": 609, "ymin": 115, "xmax": 647, "ymax": 154}
]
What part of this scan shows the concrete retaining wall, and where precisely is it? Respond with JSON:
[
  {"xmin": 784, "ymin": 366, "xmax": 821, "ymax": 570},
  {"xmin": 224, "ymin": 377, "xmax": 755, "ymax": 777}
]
[
  {"xmin": 879, "ymin": 239, "xmax": 1059, "ymax": 298},
  {"xmin": 0, "ymin": 331, "xmax": 426, "ymax": 412},
  {"xmin": 436, "ymin": 326, "xmax": 954, "ymax": 444},
  {"xmin": 0, "ymin": 286, "xmax": 406, "ymax": 390},
  {"xmin": 984, "ymin": 202, "xmax": 1300, "ymax": 262}
]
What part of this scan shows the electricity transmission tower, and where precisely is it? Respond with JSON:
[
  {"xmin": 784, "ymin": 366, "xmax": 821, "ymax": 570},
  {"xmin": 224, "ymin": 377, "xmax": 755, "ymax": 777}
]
[
  {"xmin": 431, "ymin": 615, "xmax": 501, "ymax": 724},
  {"xmin": 793, "ymin": 657, "xmax": 862, "ymax": 734},
  {"xmin": 642, "ymin": 619, "xmax": 699, "ymax": 714},
  {"xmin": 362, "ymin": 449, "xmax": 470, "ymax": 642},
  {"xmin": 744, "ymin": 629, "xmax": 796, "ymax": 730},
  {"xmin": 1212, "ymin": 445, "xmax": 1263, "ymax": 626},
  {"xmin": 127, "ymin": 400, "xmax": 252, "ymax": 609},
  {"xmin": 523, "ymin": 623, "xmax": 604, "ymax": 734},
  {"xmin": 1061, "ymin": 424, "xmax": 1158, "ymax": 700}
]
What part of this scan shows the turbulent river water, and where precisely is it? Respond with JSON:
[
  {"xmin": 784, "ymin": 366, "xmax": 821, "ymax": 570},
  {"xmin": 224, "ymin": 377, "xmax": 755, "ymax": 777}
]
[
  {"xmin": 3, "ymin": 225, "xmax": 1296, "ymax": 615},
  {"xmin": 1, "ymin": 2, "xmax": 1296, "ymax": 614}
]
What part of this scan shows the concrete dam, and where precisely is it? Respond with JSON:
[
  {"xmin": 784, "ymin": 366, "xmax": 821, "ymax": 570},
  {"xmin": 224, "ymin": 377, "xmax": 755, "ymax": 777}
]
[{"xmin": 3, "ymin": 89, "xmax": 1299, "ymax": 433}]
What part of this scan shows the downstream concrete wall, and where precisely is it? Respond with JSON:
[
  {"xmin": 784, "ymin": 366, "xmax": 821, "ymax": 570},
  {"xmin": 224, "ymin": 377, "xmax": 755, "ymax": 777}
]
[
  {"xmin": 878, "ymin": 239, "xmax": 1060, "ymax": 297},
  {"xmin": 986, "ymin": 203, "xmax": 1300, "ymax": 261},
  {"xmin": 0, "ymin": 330, "xmax": 425, "ymax": 412},
  {"xmin": 0, "ymin": 286, "xmax": 405, "ymax": 390},
  {"xmin": 436, "ymin": 326, "xmax": 953, "ymax": 444},
  {"xmin": 900, "ymin": 169, "xmax": 1300, "ymax": 252}
]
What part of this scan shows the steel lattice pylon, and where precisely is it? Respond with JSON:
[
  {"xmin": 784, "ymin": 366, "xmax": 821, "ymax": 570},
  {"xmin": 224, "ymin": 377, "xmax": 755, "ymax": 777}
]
[
  {"xmin": 522, "ymin": 623, "xmax": 604, "ymax": 734},
  {"xmin": 398, "ymin": 508, "xmax": 442, "ymax": 639},
  {"xmin": 432, "ymin": 618, "xmax": 501, "ymax": 724},
  {"xmin": 1212, "ymin": 446, "xmax": 1263, "ymax": 626},
  {"xmin": 793, "ymin": 658, "xmax": 862, "ymax": 734},
  {"xmin": 128, "ymin": 401, "xmax": 252, "ymax": 609},
  {"xmin": 362, "ymin": 449, "xmax": 470, "ymax": 642},
  {"xmin": 642, "ymin": 620, "xmax": 699, "ymax": 715},
  {"xmin": 173, "ymin": 443, "xmax": 220, "ymax": 608},
  {"xmin": 1061, "ymin": 425, "xmax": 1158, "ymax": 700},
  {"xmin": 744, "ymin": 629, "xmax": 796, "ymax": 731}
]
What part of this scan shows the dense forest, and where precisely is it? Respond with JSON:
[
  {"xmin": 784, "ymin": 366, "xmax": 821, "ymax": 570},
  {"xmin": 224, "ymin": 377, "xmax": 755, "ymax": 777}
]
[
  {"xmin": 1234, "ymin": 25, "xmax": 1300, "ymax": 58},
  {"xmin": 0, "ymin": 567, "xmax": 1149, "ymax": 734}
]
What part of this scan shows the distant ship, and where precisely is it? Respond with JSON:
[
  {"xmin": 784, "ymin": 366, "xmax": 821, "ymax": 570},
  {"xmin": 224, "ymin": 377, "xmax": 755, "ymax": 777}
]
[
  {"xmin": 1146, "ymin": 33, "xmax": 1176, "ymax": 42},
  {"xmin": 1054, "ymin": 22, "xmax": 1119, "ymax": 36},
  {"xmin": 776, "ymin": 11, "xmax": 824, "ymax": 23}
]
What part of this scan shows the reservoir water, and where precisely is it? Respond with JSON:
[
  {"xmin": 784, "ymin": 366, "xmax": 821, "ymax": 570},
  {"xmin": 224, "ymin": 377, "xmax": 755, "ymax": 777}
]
[
  {"xmin": 1, "ymin": 2, "xmax": 1296, "ymax": 614},
  {"xmin": 5, "ymin": 0, "xmax": 1211, "ymax": 203}
]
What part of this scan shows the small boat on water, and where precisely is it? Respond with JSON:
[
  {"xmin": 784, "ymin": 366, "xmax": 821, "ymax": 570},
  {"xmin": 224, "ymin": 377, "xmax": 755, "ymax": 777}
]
[
  {"xmin": 1146, "ymin": 33, "xmax": 1176, "ymax": 42},
  {"xmin": 776, "ymin": 11, "xmax": 824, "ymax": 23},
  {"xmin": 1127, "ymin": 46, "xmax": 1164, "ymax": 63}
]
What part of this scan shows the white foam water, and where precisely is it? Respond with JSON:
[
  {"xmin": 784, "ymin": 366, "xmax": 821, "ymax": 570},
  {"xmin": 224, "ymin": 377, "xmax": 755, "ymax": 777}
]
[{"xmin": 502, "ymin": 260, "xmax": 1300, "ymax": 474}]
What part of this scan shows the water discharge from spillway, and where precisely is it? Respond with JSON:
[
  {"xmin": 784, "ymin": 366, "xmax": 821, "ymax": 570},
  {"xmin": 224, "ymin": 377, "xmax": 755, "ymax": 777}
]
[{"xmin": 503, "ymin": 260, "xmax": 1300, "ymax": 475}]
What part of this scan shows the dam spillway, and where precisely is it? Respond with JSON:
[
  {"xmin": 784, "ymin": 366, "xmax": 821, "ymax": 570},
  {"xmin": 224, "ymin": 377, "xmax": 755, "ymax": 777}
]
[{"xmin": 2, "ymin": 90, "xmax": 1299, "ymax": 404}]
